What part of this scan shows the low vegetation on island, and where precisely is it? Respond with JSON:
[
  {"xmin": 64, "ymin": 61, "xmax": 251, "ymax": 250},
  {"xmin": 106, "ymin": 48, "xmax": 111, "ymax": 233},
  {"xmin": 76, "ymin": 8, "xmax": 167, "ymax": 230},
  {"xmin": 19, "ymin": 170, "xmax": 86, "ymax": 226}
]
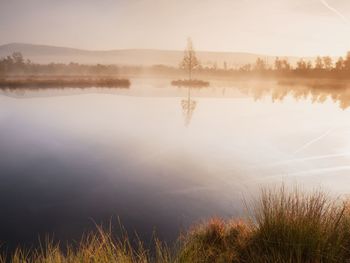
[
  {"xmin": 0, "ymin": 76, "xmax": 130, "ymax": 89},
  {"xmin": 171, "ymin": 79, "xmax": 209, "ymax": 87},
  {"xmin": 2, "ymin": 186, "xmax": 350, "ymax": 263}
]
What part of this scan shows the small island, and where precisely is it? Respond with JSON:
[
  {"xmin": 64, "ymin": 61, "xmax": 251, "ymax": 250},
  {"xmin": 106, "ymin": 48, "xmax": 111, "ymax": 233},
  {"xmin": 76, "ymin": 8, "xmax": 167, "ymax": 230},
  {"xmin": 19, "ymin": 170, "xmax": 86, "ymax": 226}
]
[
  {"xmin": 171, "ymin": 38, "xmax": 210, "ymax": 87},
  {"xmin": 171, "ymin": 79, "xmax": 209, "ymax": 87},
  {"xmin": 0, "ymin": 76, "xmax": 130, "ymax": 89}
]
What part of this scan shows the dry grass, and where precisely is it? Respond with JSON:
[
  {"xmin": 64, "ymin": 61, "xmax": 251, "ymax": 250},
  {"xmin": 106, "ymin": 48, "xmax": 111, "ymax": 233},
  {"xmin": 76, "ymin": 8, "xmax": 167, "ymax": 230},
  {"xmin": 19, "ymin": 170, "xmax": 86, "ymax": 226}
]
[
  {"xmin": 176, "ymin": 218, "xmax": 251, "ymax": 263},
  {"xmin": 0, "ymin": 226, "xmax": 172, "ymax": 263},
  {"xmin": 2, "ymin": 186, "xmax": 350, "ymax": 262},
  {"xmin": 177, "ymin": 187, "xmax": 350, "ymax": 263},
  {"xmin": 246, "ymin": 187, "xmax": 350, "ymax": 263}
]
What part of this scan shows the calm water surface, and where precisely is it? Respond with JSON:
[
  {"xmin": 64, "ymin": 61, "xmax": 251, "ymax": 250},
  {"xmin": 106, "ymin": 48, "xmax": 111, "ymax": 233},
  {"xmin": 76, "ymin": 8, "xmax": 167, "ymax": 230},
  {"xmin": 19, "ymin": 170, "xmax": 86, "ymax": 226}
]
[{"xmin": 0, "ymin": 78, "xmax": 350, "ymax": 249}]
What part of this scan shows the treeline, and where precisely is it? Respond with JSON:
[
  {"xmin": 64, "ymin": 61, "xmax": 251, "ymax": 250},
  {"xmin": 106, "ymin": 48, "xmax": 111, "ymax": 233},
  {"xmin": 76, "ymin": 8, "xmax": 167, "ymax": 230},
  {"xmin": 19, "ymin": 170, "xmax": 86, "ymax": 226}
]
[
  {"xmin": 235, "ymin": 53, "xmax": 350, "ymax": 78},
  {"xmin": 2, "ymin": 51, "xmax": 350, "ymax": 79},
  {"xmin": 196, "ymin": 53, "xmax": 350, "ymax": 79},
  {"xmin": 0, "ymin": 52, "xmax": 143, "ymax": 76}
]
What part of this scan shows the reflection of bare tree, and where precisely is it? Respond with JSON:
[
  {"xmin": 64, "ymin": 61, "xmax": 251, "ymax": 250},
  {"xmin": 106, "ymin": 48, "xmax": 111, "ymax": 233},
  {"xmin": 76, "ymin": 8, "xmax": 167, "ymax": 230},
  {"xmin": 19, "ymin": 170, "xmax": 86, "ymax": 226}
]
[
  {"xmin": 239, "ymin": 80, "xmax": 350, "ymax": 110},
  {"xmin": 181, "ymin": 87, "xmax": 197, "ymax": 126}
]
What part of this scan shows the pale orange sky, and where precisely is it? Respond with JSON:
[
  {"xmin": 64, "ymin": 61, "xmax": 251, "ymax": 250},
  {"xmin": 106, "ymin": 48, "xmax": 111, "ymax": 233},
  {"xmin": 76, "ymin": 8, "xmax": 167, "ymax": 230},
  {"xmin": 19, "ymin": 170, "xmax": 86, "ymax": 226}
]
[{"xmin": 1, "ymin": 0, "xmax": 350, "ymax": 56}]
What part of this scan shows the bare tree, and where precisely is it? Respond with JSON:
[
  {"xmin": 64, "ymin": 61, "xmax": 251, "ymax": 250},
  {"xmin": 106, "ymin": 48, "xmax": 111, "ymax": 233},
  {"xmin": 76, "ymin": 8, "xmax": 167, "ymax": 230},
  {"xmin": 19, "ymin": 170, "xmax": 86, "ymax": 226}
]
[
  {"xmin": 323, "ymin": 56, "xmax": 333, "ymax": 70},
  {"xmin": 345, "ymin": 52, "xmax": 350, "ymax": 70},
  {"xmin": 335, "ymin": 57, "xmax": 345, "ymax": 70},
  {"xmin": 314, "ymin": 56, "xmax": 324, "ymax": 70},
  {"xmin": 274, "ymin": 57, "xmax": 283, "ymax": 71},
  {"xmin": 254, "ymin": 58, "xmax": 267, "ymax": 71},
  {"xmin": 180, "ymin": 38, "xmax": 200, "ymax": 80},
  {"xmin": 12, "ymin": 52, "xmax": 24, "ymax": 65}
]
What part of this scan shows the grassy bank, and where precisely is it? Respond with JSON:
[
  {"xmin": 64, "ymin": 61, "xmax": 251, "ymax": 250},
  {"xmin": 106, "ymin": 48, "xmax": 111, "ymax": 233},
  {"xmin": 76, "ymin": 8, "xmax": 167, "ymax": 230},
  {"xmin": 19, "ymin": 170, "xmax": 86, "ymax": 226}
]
[
  {"xmin": 0, "ymin": 76, "xmax": 130, "ymax": 89},
  {"xmin": 2, "ymin": 187, "xmax": 350, "ymax": 263}
]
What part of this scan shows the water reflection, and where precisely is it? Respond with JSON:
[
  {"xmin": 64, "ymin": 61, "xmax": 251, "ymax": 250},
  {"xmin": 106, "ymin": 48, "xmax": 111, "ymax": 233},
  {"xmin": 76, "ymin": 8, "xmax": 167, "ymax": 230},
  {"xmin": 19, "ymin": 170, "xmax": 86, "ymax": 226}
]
[
  {"xmin": 0, "ymin": 78, "xmax": 349, "ymax": 251},
  {"xmin": 239, "ymin": 80, "xmax": 350, "ymax": 110},
  {"xmin": 2, "ymin": 79, "xmax": 350, "ymax": 111},
  {"xmin": 181, "ymin": 87, "xmax": 197, "ymax": 126}
]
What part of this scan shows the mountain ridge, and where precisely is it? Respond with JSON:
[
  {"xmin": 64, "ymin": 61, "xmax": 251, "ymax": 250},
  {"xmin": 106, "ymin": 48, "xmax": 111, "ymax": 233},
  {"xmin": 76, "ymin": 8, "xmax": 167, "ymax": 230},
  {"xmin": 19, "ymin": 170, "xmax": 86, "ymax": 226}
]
[{"xmin": 0, "ymin": 43, "xmax": 309, "ymax": 67}]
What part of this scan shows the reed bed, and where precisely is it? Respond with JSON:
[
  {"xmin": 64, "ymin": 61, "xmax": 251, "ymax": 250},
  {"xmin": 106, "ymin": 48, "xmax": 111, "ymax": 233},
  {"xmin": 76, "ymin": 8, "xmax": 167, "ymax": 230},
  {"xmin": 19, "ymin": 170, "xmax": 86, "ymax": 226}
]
[{"xmin": 0, "ymin": 77, "xmax": 130, "ymax": 89}]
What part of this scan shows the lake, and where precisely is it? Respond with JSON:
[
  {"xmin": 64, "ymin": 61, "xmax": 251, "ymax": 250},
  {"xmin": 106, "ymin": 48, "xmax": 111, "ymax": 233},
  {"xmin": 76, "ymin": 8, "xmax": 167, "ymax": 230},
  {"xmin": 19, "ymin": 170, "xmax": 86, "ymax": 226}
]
[{"xmin": 0, "ymin": 78, "xmax": 350, "ymax": 249}]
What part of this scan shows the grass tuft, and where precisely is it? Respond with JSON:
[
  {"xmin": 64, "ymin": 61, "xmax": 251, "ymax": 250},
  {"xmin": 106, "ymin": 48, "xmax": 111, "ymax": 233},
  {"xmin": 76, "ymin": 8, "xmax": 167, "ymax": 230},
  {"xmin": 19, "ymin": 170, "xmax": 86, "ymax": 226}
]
[
  {"xmin": 177, "ymin": 218, "xmax": 250, "ymax": 263},
  {"xmin": 246, "ymin": 187, "xmax": 350, "ymax": 262}
]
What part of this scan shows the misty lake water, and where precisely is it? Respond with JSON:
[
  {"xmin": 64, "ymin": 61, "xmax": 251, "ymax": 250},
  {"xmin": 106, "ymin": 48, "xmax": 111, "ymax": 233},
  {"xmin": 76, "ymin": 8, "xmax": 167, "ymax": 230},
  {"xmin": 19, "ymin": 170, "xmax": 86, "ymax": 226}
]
[{"xmin": 0, "ymin": 78, "xmax": 350, "ymax": 249}]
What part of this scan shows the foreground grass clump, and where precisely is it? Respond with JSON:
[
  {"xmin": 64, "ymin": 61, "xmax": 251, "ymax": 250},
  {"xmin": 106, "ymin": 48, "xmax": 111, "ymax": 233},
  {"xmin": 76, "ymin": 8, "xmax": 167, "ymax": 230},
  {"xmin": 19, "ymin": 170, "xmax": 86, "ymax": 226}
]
[
  {"xmin": 246, "ymin": 187, "xmax": 350, "ymax": 263},
  {"xmin": 2, "ymin": 187, "xmax": 350, "ymax": 263},
  {"xmin": 0, "ymin": 226, "xmax": 173, "ymax": 263},
  {"xmin": 177, "ymin": 218, "xmax": 251, "ymax": 263}
]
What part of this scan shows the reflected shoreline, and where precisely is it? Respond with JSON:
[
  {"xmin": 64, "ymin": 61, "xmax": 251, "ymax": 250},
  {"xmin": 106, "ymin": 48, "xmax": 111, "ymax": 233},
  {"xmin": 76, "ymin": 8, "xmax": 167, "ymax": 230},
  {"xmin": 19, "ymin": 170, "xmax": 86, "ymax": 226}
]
[
  {"xmin": 1, "ymin": 77, "xmax": 349, "ymax": 110},
  {"xmin": 238, "ymin": 78, "xmax": 350, "ymax": 110}
]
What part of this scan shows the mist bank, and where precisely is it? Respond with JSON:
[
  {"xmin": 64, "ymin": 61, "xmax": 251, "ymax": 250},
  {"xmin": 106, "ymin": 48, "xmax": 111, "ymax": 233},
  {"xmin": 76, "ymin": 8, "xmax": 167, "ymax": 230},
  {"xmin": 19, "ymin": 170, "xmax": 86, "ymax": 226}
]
[{"xmin": 2, "ymin": 52, "xmax": 350, "ymax": 82}]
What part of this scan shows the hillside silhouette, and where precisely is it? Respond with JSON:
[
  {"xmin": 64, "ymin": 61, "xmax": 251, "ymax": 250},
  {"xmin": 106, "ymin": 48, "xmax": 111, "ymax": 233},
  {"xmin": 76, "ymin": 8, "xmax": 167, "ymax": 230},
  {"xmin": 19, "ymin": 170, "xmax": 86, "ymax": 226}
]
[{"xmin": 0, "ymin": 43, "xmax": 308, "ymax": 67}]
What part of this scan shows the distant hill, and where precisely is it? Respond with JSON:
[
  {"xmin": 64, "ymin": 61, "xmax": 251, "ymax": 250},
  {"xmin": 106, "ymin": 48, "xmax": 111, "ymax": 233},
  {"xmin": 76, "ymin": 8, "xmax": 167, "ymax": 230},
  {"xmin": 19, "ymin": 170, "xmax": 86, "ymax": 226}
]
[{"xmin": 0, "ymin": 43, "xmax": 309, "ymax": 68}]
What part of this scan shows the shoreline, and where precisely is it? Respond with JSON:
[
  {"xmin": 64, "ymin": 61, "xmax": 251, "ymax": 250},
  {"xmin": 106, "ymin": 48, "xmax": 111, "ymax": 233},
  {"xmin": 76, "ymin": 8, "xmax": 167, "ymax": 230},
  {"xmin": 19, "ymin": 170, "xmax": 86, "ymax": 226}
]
[{"xmin": 1, "ymin": 187, "xmax": 349, "ymax": 262}]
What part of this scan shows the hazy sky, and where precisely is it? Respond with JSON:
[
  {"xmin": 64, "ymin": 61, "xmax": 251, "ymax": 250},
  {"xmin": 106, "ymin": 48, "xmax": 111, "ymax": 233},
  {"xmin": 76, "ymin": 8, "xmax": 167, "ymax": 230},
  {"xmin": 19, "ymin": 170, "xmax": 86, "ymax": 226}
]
[{"xmin": 1, "ymin": 0, "xmax": 350, "ymax": 56}]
